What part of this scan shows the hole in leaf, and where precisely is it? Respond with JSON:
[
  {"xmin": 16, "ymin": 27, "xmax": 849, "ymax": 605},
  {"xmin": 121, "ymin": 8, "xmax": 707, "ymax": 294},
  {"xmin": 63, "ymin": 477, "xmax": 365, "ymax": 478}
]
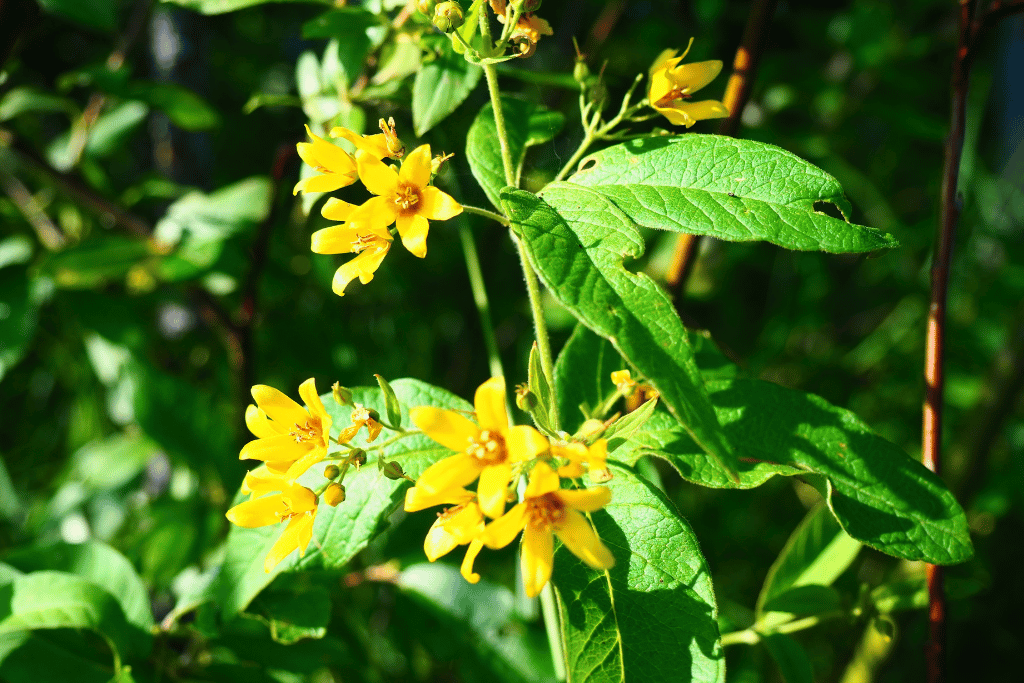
[
  {"xmin": 579, "ymin": 159, "xmax": 597, "ymax": 172},
  {"xmin": 813, "ymin": 200, "xmax": 846, "ymax": 221}
]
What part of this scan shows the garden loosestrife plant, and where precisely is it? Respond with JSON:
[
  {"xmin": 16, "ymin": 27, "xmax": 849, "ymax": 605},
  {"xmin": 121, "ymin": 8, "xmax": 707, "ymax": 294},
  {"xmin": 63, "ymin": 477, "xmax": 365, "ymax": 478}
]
[
  {"xmin": 647, "ymin": 38, "xmax": 729, "ymax": 127},
  {"xmin": 240, "ymin": 378, "xmax": 333, "ymax": 480},
  {"xmin": 226, "ymin": 469, "xmax": 319, "ymax": 572}
]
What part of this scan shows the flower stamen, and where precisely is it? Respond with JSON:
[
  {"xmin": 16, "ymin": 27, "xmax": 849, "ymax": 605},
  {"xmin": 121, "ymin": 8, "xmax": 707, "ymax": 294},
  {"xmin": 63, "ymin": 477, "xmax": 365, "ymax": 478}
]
[
  {"xmin": 393, "ymin": 185, "xmax": 420, "ymax": 211},
  {"xmin": 465, "ymin": 429, "xmax": 507, "ymax": 465},
  {"xmin": 526, "ymin": 493, "xmax": 568, "ymax": 531}
]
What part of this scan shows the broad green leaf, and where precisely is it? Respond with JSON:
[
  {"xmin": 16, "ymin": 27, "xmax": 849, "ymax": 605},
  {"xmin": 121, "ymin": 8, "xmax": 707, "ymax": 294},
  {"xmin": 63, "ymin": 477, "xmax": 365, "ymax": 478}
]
[
  {"xmin": 63, "ymin": 432, "xmax": 159, "ymax": 492},
  {"xmin": 756, "ymin": 505, "xmax": 861, "ymax": 629},
  {"xmin": 762, "ymin": 633, "xmax": 814, "ymax": 683},
  {"xmin": 303, "ymin": 11, "xmax": 377, "ymax": 89},
  {"xmin": 503, "ymin": 189, "xmax": 737, "ymax": 477},
  {"xmin": 0, "ymin": 264, "xmax": 40, "ymax": 382},
  {"xmin": 620, "ymin": 378, "xmax": 974, "ymax": 565},
  {"xmin": 601, "ymin": 398, "xmax": 658, "ymax": 452},
  {"xmin": 249, "ymin": 586, "xmax": 331, "ymax": 645},
  {"xmin": 553, "ymin": 466, "xmax": 723, "ymax": 683},
  {"xmin": 561, "ymin": 136, "xmax": 899, "ymax": 254},
  {"xmin": 162, "ymin": 0, "xmax": 332, "ymax": 14},
  {"xmin": 127, "ymin": 82, "xmax": 219, "ymax": 131},
  {"xmin": 0, "ymin": 630, "xmax": 113, "ymax": 683},
  {"xmin": 37, "ymin": 0, "xmax": 117, "ymax": 31},
  {"xmin": 2, "ymin": 542, "xmax": 154, "ymax": 637},
  {"xmin": 528, "ymin": 341, "xmax": 556, "ymax": 433},
  {"xmin": 47, "ymin": 102, "xmax": 149, "ymax": 169},
  {"xmin": 397, "ymin": 563, "xmax": 556, "ymax": 683},
  {"xmin": 0, "ymin": 87, "xmax": 77, "ymax": 121},
  {"xmin": 216, "ymin": 379, "xmax": 470, "ymax": 615},
  {"xmin": 39, "ymin": 236, "xmax": 151, "ymax": 289},
  {"xmin": 554, "ymin": 324, "xmax": 621, "ymax": 434},
  {"xmin": 0, "ymin": 571, "xmax": 149, "ymax": 659},
  {"xmin": 412, "ymin": 43, "xmax": 482, "ymax": 136},
  {"xmin": 466, "ymin": 98, "xmax": 565, "ymax": 209},
  {"xmin": 375, "ymin": 374, "xmax": 403, "ymax": 429}
]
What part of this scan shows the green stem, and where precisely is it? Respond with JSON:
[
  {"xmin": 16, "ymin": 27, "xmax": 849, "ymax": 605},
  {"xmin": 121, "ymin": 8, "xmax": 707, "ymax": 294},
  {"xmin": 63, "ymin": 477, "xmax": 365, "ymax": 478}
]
[
  {"xmin": 459, "ymin": 221, "xmax": 505, "ymax": 380},
  {"xmin": 539, "ymin": 584, "xmax": 567, "ymax": 680},
  {"xmin": 482, "ymin": 65, "xmax": 515, "ymax": 187},
  {"xmin": 720, "ymin": 610, "xmax": 850, "ymax": 647},
  {"xmin": 554, "ymin": 129, "xmax": 595, "ymax": 182},
  {"xmin": 516, "ymin": 237, "xmax": 558, "ymax": 430},
  {"xmin": 461, "ymin": 203, "xmax": 509, "ymax": 225}
]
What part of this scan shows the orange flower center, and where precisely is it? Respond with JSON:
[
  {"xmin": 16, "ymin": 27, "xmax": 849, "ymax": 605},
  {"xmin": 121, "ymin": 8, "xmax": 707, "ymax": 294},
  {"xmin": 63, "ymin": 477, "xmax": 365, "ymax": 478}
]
[
  {"xmin": 466, "ymin": 429, "xmax": 506, "ymax": 465},
  {"xmin": 393, "ymin": 184, "xmax": 420, "ymax": 212},
  {"xmin": 656, "ymin": 87, "xmax": 693, "ymax": 107},
  {"xmin": 526, "ymin": 493, "xmax": 567, "ymax": 531},
  {"xmin": 289, "ymin": 418, "xmax": 323, "ymax": 444}
]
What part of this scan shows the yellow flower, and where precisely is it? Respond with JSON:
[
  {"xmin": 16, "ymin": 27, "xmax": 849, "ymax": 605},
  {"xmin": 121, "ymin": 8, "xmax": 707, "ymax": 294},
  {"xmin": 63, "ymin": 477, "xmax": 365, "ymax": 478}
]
[
  {"xmin": 293, "ymin": 125, "xmax": 358, "ymax": 195},
  {"xmin": 337, "ymin": 402, "xmax": 384, "ymax": 443},
  {"xmin": 514, "ymin": 14, "xmax": 553, "ymax": 44},
  {"xmin": 554, "ymin": 438, "xmax": 608, "ymax": 479},
  {"xmin": 405, "ymin": 486, "xmax": 486, "ymax": 583},
  {"xmin": 410, "ymin": 377, "xmax": 549, "ymax": 519},
  {"xmin": 610, "ymin": 369, "xmax": 638, "ymax": 396},
  {"xmin": 226, "ymin": 470, "xmax": 318, "ymax": 572},
  {"xmin": 312, "ymin": 198, "xmax": 393, "ymax": 297},
  {"xmin": 240, "ymin": 378, "xmax": 333, "ymax": 480},
  {"xmin": 351, "ymin": 144, "xmax": 463, "ymax": 258},
  {"xmin": 648, "ymin": 39, "xmax": 729, "ymax": 128},
  {"xmin": 481, "ymin": 462, "xmax": 614, "ymax": 598},
  {"xmin": 331, "ymin": 118, "xmax": 404, "ymax": 161}
]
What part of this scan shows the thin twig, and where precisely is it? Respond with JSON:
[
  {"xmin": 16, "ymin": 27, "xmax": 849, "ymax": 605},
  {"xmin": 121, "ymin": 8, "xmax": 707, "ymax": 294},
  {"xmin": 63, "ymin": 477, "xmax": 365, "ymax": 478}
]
[
  {"xmin": 664, "ymin": 0, "xmax": 778, "ymax": 293},
  {"xmin": 0, "ymin": 168, "xmax": 65, "ymax": 249}
]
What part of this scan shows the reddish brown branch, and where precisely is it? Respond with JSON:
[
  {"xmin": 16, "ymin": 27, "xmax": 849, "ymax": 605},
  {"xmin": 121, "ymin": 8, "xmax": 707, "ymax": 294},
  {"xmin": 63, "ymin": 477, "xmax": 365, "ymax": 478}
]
[{"xmin": 665, "ymin": 0, "xmax": 778, "ymax": 292}]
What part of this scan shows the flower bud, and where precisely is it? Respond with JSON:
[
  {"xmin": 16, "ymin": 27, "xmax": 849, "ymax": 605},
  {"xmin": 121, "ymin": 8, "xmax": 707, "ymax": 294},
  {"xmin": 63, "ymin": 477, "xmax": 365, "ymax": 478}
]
[
  {"xmin": 349, "ymin": 448, "xmax": 367, "ymax": 467},
  {"xmin": 324, "ymin": 483, "xmax": 346, "ymax": 506},
  {"xmin": 382, "ymin": 460, "xmax": 411, "ymax": 481},
  {"xmin": 516, "ymin": 0, "xmax": 542, "ymax": 11},
  {"xmin": 573, "ymin": 59, "xmax": 590, "ymax": 84},
  {"xmin": 378, "ymin": 117, "xmax": 404, "ymax": 158},
  {"xmin": 323, "ymin": 464, "xmax": 341, "ymax": 479},
  {"xmin": 332, "ymin": 382, "xmax": 354, "ymax": 407},
  {"xmin": 416, "ymin": 0, "xmax": 437, "ymax": 15},
  {"xmin": 510, "ymin": 31, "xmax": 537, "ymax": 58},
  {"xmin": 515, "ymin": 384, "xmax": 538, "ymax": 412},
  {"xmin": 431, "ymin": 151, "xmax": 454, "ymax": 176},
  {"xmin": 433, "ymin": 1, "xmax": 465, "ymax": 33}
]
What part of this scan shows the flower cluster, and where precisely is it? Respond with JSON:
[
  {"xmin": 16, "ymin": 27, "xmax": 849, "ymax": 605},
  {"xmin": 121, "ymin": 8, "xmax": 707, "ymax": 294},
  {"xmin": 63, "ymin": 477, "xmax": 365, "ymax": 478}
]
[
  {"xmin": 647, "ymin": 38, "xmax": 729, "ymax": 128},
  {"xmin": 404, "ymin": 377, "xmax": 615, "ymax": 597},
  {"xmin": 295, "ymin": 120, "xmax": 462, "ymax": 296}
]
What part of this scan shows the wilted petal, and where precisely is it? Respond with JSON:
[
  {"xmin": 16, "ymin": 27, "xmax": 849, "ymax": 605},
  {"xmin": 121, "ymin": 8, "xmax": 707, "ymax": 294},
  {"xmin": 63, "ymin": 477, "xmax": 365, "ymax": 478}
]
[{"xmin": 556, "ymin": 509, "xmax": 614, "ymax": 569}]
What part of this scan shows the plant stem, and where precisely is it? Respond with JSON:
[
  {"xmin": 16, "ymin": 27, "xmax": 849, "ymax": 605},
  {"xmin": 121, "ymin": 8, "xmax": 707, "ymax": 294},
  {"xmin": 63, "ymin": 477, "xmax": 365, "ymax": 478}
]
[
  {"xmin": 554, "ymin": 129, "xmax": 595, "ymax": 182},
  {"xmin": 461, "ymin": 203, "xmax": 510, "ymax": 225},
  {"xmin": 539, "ymin": 584, "xmax": 566, "ymax": 680},
  {"xmin": 459, "ymin": 222, "xmax": 505, "ymax": 380}
]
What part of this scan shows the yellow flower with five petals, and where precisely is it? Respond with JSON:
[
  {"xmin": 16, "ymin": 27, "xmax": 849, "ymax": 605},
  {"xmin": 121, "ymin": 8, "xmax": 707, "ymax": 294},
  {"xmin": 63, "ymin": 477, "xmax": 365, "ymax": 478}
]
[
  {"xmin": 648, "ymin": 38, "xmax": 729, "ymax": 128},
  {"xmin": 410, "ymin": 377, "xmax": 549, "ymax": 519},
  {"xmin": 351, "ymin": 144, "xmax": 463, "ymax": 258},
  {"xmin": 226, "ymin": 469, "xmax": 318, "ymax": 572},
  {"xmin": 293, "ymin": 125, "xmax": 358, "ymax": 195},
  {"xmin": 240, "ymin": 378, "xmax": 333, "ymax": 480},
  {"xmin": 481, "ymin": 462, "xmax": 614, "ymax": 598},
  {"xmin": 312, "ymin": 198, "xmax": 393, "ymax": 297},
  {"xmin": 405, "ymin": 486, "xmax": 486, "ymax": 583}
]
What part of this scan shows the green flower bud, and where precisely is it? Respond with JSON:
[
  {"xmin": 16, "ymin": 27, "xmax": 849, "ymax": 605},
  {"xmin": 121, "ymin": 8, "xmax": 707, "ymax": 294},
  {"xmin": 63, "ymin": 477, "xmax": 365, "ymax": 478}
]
[
  {"xmin": 349, "ymin": 448, "xmax": 367, "ymax": 467},
  {"xmin": 517, "ymin": 0, "xmax": 542, "ymax": 11},
  {"xmin": 573, "ymin": 59, "xmax": 590, "ymax": 84},
  {"xmin": 515, "ymin": 385, "xmax": 538, "ymax": 413},
  {"xmin": 382, "ymin": 460, "xmax": 411, "ymax": 481},
  {"xmin": 332, "ymin": 382, "xmax": 353, "ymax": 407},
  {"xmin": 432, "ymin": 1, "xmax": 465, "ymax": 33},
  {"xmin": 324, "ymin": 483, "xmax": 346, "ymax": 506},
  {"xmin": 323, "ymin": 464, "xmax": 341, "ymax": 479}
]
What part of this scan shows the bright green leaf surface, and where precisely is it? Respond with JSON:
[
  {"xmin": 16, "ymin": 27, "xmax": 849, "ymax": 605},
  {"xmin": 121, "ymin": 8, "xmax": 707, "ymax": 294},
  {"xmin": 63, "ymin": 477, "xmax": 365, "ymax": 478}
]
[
  {"xmin": 503, "ymin": 188, "xmax": 737, "ymax": 477},
  {"xmin": 412, "ymin": 45, "xmax": 482, "ymax": 136},
  {"xmin": 561, "ymin": 136, "xmax": 899, "ymax": 254},
  {"xmin": 553, "ymin": 466, "xmax": 723, "ymax": 683},
  {"xmin": 216, "ymin": 379, "xmax": 470, "ymax": 615},
  {"xmin": 554, "ymin": 325, "xmax": 621, "ymax": 434},
  {"xmin": 466, "ymin": 98, "xmax": 565, "ymax": 209},
  {"xmin": 620, "ymin": 379, "xmax": 974, "ymax": 564}
]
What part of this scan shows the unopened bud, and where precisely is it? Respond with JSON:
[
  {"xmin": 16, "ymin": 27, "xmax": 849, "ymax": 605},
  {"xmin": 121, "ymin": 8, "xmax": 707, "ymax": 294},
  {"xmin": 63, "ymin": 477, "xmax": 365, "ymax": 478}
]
[
  {"xmin": 324, "ymin": 483, "xmax": 346, "ymax": 506},
  {"xmin": 332, "ymin": 382, "xmax": 354, "ymax": 406},
  {"xmin": 382, "ymin": 460, "xmax": 411, "ymax": 481},
  {"xmin": 431, "ymin": 151, "xmax": 454, "ymax": 176},
  {"xmin": 573, "ymin": 59, "xmax": 590, "ymax": 84},
  {"xmin": 515, "ymin": 384, "xmax": 538, "ymax": 412},
  {"xmin": 432, "ymin": 1, "xmax": 464, "ymax": 33},
  {"xmin": 517, "ymin": 0, "xmax": 542, "ymax": 11},
  {"xmin": 510, "ymin": 31, "xmax": 537, "ymax": 58},
  {"xmin": 323, "ymin": 464, "xmax": 341, "ymax": 479},
  {"xmin": 378, "ymin": 117, "xmax": 404, "ymax": 158},
  {"xmin": 416, "ymin": 0, "xmax": 437, "ymax": 15},
  {"xmin": 349, "ymin": 448, "xmax": 367, "ymax": 467},
  {"xmin": 365, "ymin": 407, "xmax": 381, "ymax": 423}
]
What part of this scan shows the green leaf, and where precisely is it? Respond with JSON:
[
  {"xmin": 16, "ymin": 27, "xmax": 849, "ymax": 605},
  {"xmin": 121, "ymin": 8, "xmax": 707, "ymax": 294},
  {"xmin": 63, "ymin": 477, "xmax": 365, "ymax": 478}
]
[
  {"xmin": 602, "ymin": 397, "xmax": 658, "ymax": 452},
  {"xmin": 503, "ymin": 188, "xmax": 737, "ymax": 478},
  {"xmin": 39, "ymin": 236, "xmax": 151, "ymax": 289},
  {"xmin": 0, "ymin": 264, "xmax": 40, "ymax": 382},
  {"xmin": 756, "ymin": 504, "xmax": 861, "ymax": 629},
  {"xmin": 374, "ymin": 374, "xmax": 403, "ymax": 429},
  {"xmin": 2, "ymin": 542, "xmax": 154, "ymax": 637},
  {"xmin": 466, "ymin": 97, "xmax": 565, "ymax": 209},
  {"xmin": 0, "ymin": 571, "xmax": 149, "ymax": 659},
  {"xmin": 412, "ymin": 43, "xmax": 482, "ymax": 136},
  {"xmin": 553, "ymin": 466, "xmax": 723, "ymax": 683},
  {"xmin": 216, "ymin": 379, "xmax": 470, "ymax": 615},
  {"xmin": 762, "ymin": 633, "xmax": 814, "ymax": 683},
  {"xmin": 162, "ymin": 0, "xmax": 332, "ymax": 14},
  {"xmin": 0, "ymin": 630, "xmax": 114, "ymax": 683},
  {"xmin": 64, "ymin": 432, "xmax": 159, "ymax": 492},
  {"xmin": 620, "ymin": 378, "xmax": 974, "ymax": 565},
  {"xmin": 303, "ymin": 11, "xmax": 377, "ymax": 90},
  {"xmin": 37, "ymin": 0, "xmax": 117, "ymax": 31},
  {"xmin": 528, "ymin": 341, "xmax": 556, "ymax": 432},
  {"xmin": 127, "ymin": 82, "xmax": 219, "ymax": 131},
  {"xmin": 554, "ymin": 324, "xmax": 621, "ymax": 433},
  {"xmin": 561, "ymin": 136, "xmax": 899, "ymax": 253},
  {"xmin": 249, "ymin": 586, "xmax": 331, "ymax": 645},
  {"xmin": 0, "ymin": 87, "xmax": 77, "ymax": 121}
]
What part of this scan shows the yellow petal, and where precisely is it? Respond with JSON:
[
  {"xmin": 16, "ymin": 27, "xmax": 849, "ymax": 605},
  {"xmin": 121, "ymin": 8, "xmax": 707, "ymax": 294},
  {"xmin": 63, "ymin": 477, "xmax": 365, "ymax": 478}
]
[
  {"xmin": 226, "ymin": 494, "xmax": 285, "ymax": 528},
  {"xmin": 312, "ymin": 225, "xmax": 364, "ymax": 255},
  {"xmin": 587, "ymin": 439, "xmax": 608, "ymax": 469},
  {"xmin": 473, "ymin": 377, "xmax": 508, "ymax": 434},
  {"xmin": 414, "ymin": 453, "xmax": 482, "ymax": 495},
  {"xmin": 298, "ymin": 378, "xmax": 329, "ymax": 423},
  {"xmin": 245, "ymin": 404, "xmax": 281, "ymax": 439},
  {"xmin": 679, "ymin": 99, "xmax": 729, "ymax": 121},
  {"xmin": 525, "ymin": 461, "xmax": 560, "ymax": 498},
  {"xmin": 555, "ymin": 509, "xmax": 614, "ymax": 569},
  {"xmin": 404, "ymin": 485, "xmax": 474, "ymax": 512},
  {"xmin": 556, "ymin": 486, "xmax": 611, "ymax": 512},
  {"xmin": 240, "ymin": 434, "xmax": 314, "ymax": 463},
  {"xmin": 321, "ymin": 197, "xmax": 357, "ymax": 222},
  {"xmin": 264, "ymin": 511, "xmax": 315, "ymax": 572},
  {"xmin": 251, "ymin": 385, "xmax": 308, "ymax": 426},
  {"xmin": 331, "ymin": 127, "xmax": 391, "ymax": 161},
  {"xmin": 396, "ymin": 213, "xmax": 429, "ymax": 258},
  {"xmin": 398, "ymin": 144, "xmax": 432, "ymax": 189},
  {"xmin": 506, "ymin": 425, "xmax": 549, "ymax": 462},
  {"xmin": 242, "ymin": 467, "xmax": 288, "ymax": 496},
  {"xmin": 418, "ymin": 186, "xmax": 463, "ymax": 221},
  {"xmin": 333, "ymin": 242, "xmax": 390, "ymax": 295},
  {"xmin": 302, "ymin": 127, "xmax": 357, "ymax": 173},
  {"xmin": 649, "ymin": 48, "xmax": 679, "ymax": 80},
  {"xmin": 671, "ymin": 60, "xmax": 723, "ymax": 94},
  {"xmin": 424, "ymin": 518, "xmax": 460, "ymax": 561},
  {"xmin": 442, "ymin": 503, "xmax": 486, "ymax": 544},
  {"xmin": 284, "ymin": 483, "xmax": 318, "ymax": 513},
  {"xmin": 283, "ymin": 447, "xmax": 326, "ymax": 480},
  {"xmin": 293, "ymin": 172, "xmax": 357, "ymax": 196},
  {"xmin": 476, "ymin": 463, "xmax": 513, "ymax": 519},
  {"xmin": 357, "ymin": 153, "xmax": 399, "ymax": 197},
  {"xmin": 521, "ymin": 524, "xmax": 554, "ymax": 598},
  {"xmin": 348, "ymin": 196, "xmax": 398, "ymax": 237},
  {"xmin": 411, "ymin": 406, "xmax": 479, "ymax": 452},
  {"xmin": 481, "ymin": 502, "xmax": 526, "ymax": 549},
  {"xmin": 460, "ymin": 539, "xmax": 484, "ymax": 584}
]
